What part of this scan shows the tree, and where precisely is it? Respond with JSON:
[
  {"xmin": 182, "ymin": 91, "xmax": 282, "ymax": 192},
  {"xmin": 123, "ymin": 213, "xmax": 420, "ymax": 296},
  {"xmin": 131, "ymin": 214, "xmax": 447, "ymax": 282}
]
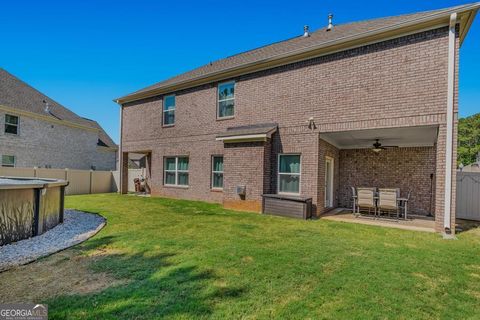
[{"xmin": 458, "ymin": 113, "xmax": 480, "ymax": 166}]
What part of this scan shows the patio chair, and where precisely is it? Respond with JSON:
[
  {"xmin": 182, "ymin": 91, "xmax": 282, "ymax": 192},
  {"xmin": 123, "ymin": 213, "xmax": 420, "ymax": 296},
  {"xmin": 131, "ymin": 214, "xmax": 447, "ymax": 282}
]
[
  {"xmin": 377, "ymin": 188, "xmax": 399, "ymax": 220},
  {"xmin": 350, "ymin": 186, "xmax": 357, "ymax": 214},
  {"xmin": 356, "ymin": 188, "xmax": 376, "ymax": 217}
]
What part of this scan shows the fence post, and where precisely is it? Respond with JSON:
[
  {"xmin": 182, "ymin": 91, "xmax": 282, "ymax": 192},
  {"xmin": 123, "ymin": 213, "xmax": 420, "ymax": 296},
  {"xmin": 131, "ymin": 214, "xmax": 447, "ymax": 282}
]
[
  {"xmin": 89, "ymin": 170, "xmax": 93, "ymax": 194},
  {"xmin": 64, "ymin": 168, "xmax": 69, "ymax": 195},
  {"xmin": 33, "ymin": 166, "xmax": 38, "ymax": 178}
]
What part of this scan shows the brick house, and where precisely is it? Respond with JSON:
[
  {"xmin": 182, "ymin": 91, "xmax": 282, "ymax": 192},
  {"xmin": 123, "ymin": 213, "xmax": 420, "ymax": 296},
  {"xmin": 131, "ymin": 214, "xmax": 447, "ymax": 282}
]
[
  {"xmin": 116, "ymin": 4, "xmax": 479, "ymax": 234},
  {"xmin": 0, "ymin": 69, "xmax": 117, "ymax": 170}
]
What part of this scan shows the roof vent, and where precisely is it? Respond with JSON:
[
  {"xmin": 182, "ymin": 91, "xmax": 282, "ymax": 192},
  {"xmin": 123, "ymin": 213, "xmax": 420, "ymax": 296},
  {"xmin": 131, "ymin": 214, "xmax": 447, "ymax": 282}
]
[
  {"xmin": 43, "ymin": 99, "xmax": 50, "ymax": 113},
  {"xmin": 303, "ymin": 25, "xmax": 310, "ymax": 37},
  {"xmin": 326, "ymin": 14, "xmax": 333, "ymax": 31}
]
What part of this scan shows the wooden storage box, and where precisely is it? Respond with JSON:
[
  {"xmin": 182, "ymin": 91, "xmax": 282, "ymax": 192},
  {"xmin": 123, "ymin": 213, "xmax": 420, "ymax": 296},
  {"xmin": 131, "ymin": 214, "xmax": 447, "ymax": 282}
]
[{"xmin": 262, "ymin": 194, "xmax": 312, "ymax": 219}]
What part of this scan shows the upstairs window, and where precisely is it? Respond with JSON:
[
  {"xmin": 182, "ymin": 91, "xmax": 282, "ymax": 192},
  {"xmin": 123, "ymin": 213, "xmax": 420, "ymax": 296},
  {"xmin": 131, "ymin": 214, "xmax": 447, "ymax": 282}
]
[
  {"xmin": 5, "ymin": 114, "xmax": 19, "ymax": 135},
  {"xmin": 163, "ymin": 95, "xmax": 175, "ymax": 126},
  {"xmin": 211, "ymin": 156, "xmax": 224, "ymax": 189},
  {"xmin": 164, "ymin": 156, "xmax": 189, "ymax": 186},
  {"xmin": 217, "ymin": 81, "xmax": 235, "ymax": 118},
  {"xmin": 278, "ymin": 154, "xmax": 301, "ymax": 194},
  {"xmin": 1, "ymin": 155, "xmax": 15, "ymax": 167}
]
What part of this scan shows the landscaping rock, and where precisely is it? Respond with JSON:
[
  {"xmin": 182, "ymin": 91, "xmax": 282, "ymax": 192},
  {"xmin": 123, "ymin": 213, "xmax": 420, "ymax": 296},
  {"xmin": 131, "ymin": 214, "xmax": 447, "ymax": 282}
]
[{"xmin": 0, "ymin": 210, "xmax": 105, "ymax": 272}]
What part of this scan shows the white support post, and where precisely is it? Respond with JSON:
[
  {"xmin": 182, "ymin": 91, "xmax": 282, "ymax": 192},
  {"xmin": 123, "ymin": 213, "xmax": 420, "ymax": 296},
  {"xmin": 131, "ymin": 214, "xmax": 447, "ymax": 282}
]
[
  {"xmin": 444, "ymin": 12, "xmax": 457, "ymax": 232},
  {"xmin": 118, "ymin": 103, "xmax": 124, "ymax": 194}
]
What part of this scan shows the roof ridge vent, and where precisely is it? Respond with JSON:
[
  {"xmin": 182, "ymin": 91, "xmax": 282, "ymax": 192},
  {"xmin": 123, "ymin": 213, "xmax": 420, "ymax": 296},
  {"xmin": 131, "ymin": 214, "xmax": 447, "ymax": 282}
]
[
  {"xmin": 327, "ymin": 13, "xmax": 333, "ymax": 31},
  {"xmin": 303, "ymin": 25, "xmax": 310, "ymax": 37},
  {"xmin": 43, "ymin": 99, "xmax": 50, "ymax": 113}
]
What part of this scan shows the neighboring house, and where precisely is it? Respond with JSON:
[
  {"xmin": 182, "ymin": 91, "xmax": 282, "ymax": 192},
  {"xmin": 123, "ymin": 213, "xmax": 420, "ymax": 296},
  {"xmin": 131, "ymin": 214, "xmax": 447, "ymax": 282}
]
[
  {"xmin": 116, "ymin": 4, "xmax": 479, "ymax": 234},
  {"xmin": 0, "ymin": 69, "xmax": 117, "ymax": 170}
]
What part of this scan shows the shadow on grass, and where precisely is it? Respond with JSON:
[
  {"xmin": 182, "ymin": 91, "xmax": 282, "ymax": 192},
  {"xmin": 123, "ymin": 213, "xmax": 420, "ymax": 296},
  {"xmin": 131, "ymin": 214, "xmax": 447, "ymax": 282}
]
[
  {"xmin": 456, "ymin": 219, "xmax": 480, "ymax": 233},
  {"xmin": 46, "ymin": 235, "xmax": 246, "ymax": 319}
]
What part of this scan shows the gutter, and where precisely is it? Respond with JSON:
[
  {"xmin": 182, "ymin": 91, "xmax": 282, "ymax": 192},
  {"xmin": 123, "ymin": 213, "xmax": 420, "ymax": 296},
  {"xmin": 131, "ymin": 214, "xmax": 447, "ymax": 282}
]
[
  {"xmin": 0, "ymin": 104, "xmax": 99, "ymax": 133},
  {"xmin": 443, "ymin": 12, "xmax": 457, "ymax": 235},
  {"xmin": 216, "ymin": 133, "xmax": 270, "ymax": 143},
  {"xmin": 115, "ymin": 3, "xmax": 480, "ymax": 104},
  {"xmin": 459, "ymin": 6, "xmax": 478, "ymax": 45}
]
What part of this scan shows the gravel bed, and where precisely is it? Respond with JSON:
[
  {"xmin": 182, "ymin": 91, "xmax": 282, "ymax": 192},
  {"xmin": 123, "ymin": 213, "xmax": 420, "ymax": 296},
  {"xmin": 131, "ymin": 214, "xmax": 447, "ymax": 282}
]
[{"xmin": 0, "ymin": 210, "xmax": 106, "ymax": 272}]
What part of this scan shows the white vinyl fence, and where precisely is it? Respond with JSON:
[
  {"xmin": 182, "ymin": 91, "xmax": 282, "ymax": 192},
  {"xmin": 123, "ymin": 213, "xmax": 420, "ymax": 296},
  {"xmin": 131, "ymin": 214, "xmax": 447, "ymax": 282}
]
[
  {"xmin": 1, "ymin": 167, "xmax": 146, "ymax": 195},
  {"xmin": 456, "ymin": 171, "xmax": 480, "ymax": 221},
  {"xmin": 0, "ymin": 167, "xmax": 115, "ymax": 195}
]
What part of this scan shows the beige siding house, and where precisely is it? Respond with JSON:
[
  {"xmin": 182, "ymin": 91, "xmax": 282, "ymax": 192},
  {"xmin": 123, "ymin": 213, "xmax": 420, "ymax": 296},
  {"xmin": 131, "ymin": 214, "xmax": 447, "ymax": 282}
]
[
  {"xmin": 0, "ymin": 69, "xmax": 117, "ymax": 170},
  {"xmin": 116, "ymin": 4, "xmax": 479, "ymax": 234}
]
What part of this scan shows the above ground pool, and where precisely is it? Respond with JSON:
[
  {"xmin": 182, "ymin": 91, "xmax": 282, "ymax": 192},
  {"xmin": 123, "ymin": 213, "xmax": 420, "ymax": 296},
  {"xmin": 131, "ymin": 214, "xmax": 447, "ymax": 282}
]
[{"xmin": 0, "ymin": 176, "xmax": 69, "ymax": 246}]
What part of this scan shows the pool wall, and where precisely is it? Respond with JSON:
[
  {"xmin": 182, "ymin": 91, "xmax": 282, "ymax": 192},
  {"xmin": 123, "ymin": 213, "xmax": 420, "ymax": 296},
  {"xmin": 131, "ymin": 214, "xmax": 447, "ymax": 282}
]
[{"xmin": 0, "ymin": 177, "xmax": 68, "ymax": 246}]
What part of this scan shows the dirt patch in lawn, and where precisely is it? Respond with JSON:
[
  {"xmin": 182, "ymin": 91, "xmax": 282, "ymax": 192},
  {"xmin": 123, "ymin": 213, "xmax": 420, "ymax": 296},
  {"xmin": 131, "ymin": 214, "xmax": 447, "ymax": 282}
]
[{"xmin": 0, "ymin": 246, "xmax": 127, "ymax": 303}]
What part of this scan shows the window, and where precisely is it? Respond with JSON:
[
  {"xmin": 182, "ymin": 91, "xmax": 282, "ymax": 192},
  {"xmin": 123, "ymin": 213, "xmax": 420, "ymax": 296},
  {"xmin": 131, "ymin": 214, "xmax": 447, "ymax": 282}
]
[
  {"xmin": 278, "ymin": 154, "xmax": 301, "ymax": 194},
  {"xmin": 211, "ymin": 156, "xmax": 224, "ymax": 189},
  {"xmin": 1, "ymin": 155, "xmax": 15, "ymax": 167},
  {"xmin": 164, "ymin": 157, "xmax": 189, "ymax": 186},
  {"xmin": 5, "ymin": 114, "xmax": 19, "ymax": 135},
  {"xmin": 163, "ymin": 95, "xmax": 175, "ymax": 126},
  {"xmin": 217, "ymin": 81, "xmax": 235, "ymax": 118}
]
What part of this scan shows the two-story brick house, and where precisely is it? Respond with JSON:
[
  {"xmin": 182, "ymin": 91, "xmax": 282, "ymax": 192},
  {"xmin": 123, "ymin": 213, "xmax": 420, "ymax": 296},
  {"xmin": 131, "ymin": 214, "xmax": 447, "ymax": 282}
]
[
  {"xmin": 116, "ymin": 4, "xmax": 479, "ymax": 234},
  {"xmin": 0, "ymin": 69, "xmax": 117, "ymax": 170}
]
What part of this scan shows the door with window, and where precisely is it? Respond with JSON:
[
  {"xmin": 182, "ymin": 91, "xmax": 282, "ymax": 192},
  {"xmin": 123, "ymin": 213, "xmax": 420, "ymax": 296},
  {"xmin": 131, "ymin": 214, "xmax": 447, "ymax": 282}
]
[{"xmin": 325, "ymin": 157, "xmax": 334, "ymax": 207}]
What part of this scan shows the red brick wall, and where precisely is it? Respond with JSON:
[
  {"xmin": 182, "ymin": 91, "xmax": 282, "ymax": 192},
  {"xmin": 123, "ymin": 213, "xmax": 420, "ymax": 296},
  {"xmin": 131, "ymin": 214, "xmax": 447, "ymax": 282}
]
[
  {"xmin": 121, "ymin": 27, "xmax": 456, "ymax": 229},
  {"xmin": 223, "ymin": 141, "xmax": 270, "ymax": 212},
  {"xmin": 270, "ymin": 129, "xmax": 320, "ymax": 213},
  {"xmin": 338, "ymin": 147, "xmax": 437, "ymax": 215},
  {"xmin": 123, "ymin": 28, "xmax": 450, "ymax": 144}
]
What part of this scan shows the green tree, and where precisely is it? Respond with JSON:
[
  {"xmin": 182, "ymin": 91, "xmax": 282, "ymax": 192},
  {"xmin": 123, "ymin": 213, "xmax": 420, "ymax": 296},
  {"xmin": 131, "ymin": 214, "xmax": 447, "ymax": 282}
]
[{"xmin": 458, "ymin": 113, "xmax": 480, "ymax": 166}]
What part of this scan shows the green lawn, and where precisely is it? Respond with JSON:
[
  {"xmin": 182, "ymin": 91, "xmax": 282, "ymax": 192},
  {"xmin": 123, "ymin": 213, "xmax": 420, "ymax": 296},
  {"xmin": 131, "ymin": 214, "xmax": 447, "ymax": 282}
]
[{"xmin": 2, "ymin": 194, "xmax": 480, "ymax": 319}]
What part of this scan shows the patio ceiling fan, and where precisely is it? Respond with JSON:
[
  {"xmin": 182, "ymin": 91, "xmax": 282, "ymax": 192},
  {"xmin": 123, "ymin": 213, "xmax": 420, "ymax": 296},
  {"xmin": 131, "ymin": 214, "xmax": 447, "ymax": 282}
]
[{"xmin": 371, "ymin": 139, "xmax": 398, "ymax": 153}]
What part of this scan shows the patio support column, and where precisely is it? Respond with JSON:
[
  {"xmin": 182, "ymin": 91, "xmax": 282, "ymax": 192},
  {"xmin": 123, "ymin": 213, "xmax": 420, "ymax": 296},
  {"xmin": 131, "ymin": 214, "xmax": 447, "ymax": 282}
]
[
  {"xmin": 117, "ymin": 104, "xmax": 124, "ymax": 194},
  {"xmin": 119, "ymin": 152, "xmax": 128, "ymax": 194},
  {"xmin": 443, "ymin": 13, "xmax": 457, "ymax": 234}
]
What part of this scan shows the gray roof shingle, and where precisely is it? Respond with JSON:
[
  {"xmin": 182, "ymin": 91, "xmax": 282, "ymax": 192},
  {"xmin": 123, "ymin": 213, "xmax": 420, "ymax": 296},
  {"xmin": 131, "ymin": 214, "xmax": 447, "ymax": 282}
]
[
  {"xmin": 0, "ymin": 68, "xmax": 116, "ymax": 148},
  {"xmin": 118, "ymin": 3, "xmax": 478, "ymax": 102},
  {"xmin": 217, "ymin": 123, "xmax": 278, "ymax": 138}
]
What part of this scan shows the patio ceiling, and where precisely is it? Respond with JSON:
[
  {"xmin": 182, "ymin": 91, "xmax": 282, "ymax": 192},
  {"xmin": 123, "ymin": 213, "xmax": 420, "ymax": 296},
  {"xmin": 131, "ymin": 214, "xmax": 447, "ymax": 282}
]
[{"xmin": 320, "ymin": 125, "xmax": 438, "ymax": 149}]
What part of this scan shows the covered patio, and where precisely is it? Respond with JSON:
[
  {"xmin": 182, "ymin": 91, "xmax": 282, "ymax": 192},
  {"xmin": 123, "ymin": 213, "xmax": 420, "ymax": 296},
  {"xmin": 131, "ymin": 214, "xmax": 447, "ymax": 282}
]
[
  {"xmin": 319, "ymin": 125, "xmax": 441, "ymax": 230},
  {"xmin": 120, "ymin": 150, "xmax": 152, "ymax": 195},
  {"xmin": 322, "ymin": 208, "xmax": 436, "ymax": 232}
]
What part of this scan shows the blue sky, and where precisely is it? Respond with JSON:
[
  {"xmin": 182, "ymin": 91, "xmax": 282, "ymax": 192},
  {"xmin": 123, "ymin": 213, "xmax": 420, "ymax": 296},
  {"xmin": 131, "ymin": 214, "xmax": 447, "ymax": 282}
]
[{"xmin": 1, "ymin": 0, "xmax": 478, "ymax": 143}]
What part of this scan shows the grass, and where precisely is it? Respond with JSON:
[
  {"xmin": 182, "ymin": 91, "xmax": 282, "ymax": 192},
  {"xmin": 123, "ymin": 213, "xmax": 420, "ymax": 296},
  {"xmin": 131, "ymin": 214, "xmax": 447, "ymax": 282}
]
[{"xmin": 1, "ymin": 193, "xmax": 480, "ymax": 319}]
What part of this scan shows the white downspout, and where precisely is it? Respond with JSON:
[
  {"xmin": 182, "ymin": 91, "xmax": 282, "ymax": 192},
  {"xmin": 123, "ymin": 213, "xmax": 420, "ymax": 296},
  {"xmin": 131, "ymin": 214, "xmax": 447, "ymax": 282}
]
[{"xmin": 444, "ymin": 12, "xmax": 457, "ymax": 233}]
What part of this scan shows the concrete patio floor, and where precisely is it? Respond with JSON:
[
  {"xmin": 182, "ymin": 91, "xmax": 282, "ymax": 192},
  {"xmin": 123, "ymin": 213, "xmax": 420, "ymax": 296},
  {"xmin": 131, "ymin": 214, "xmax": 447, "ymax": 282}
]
[{"xmin": 321, "ymin": 208, "xmax": 436, "ymax": 233}]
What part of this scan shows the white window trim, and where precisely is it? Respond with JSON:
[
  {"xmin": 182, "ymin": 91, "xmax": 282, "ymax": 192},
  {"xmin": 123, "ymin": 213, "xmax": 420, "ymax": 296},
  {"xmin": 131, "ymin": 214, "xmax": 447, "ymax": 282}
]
[
  {"xmin": 211, "ymin": 155, "xmax": 224, "ymax": 190},
  {"xmin": 162, "ymin": 94, "xmax": 176, "ymax": 127},
  {"xmin": 164, "ymin": 156, "xmax": 189, "ymax": 187},
  {"xmin": 5, "ymin": 114, "xmax": 19, "ymax": 135},
  {"xmin": 1, "ymin": 155, "xmax": 16, "ymax": 168},
  {"xmin": 217, "ymin": 81, "xmax": 235, "ymax": 119},
  {"xmin": 277, "ymin": 154, "xmax": 301, "ymax": 195}
]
